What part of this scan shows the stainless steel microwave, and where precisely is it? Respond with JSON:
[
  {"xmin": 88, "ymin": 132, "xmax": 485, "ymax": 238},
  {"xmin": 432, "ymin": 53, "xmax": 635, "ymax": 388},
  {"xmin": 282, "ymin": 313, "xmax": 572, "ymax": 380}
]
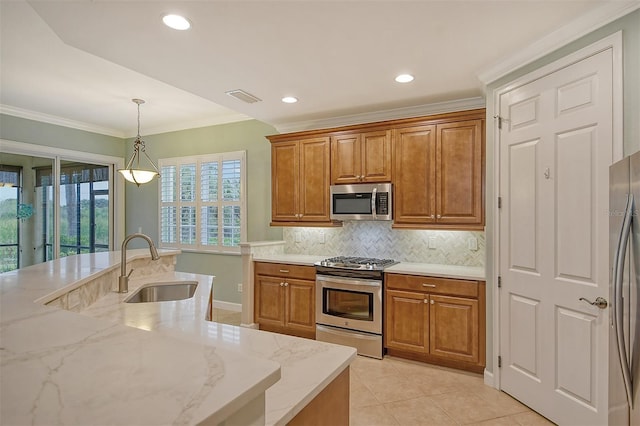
[{"xmin": 330, "ymin": 183, "xmax": 392, "ymax": 221}]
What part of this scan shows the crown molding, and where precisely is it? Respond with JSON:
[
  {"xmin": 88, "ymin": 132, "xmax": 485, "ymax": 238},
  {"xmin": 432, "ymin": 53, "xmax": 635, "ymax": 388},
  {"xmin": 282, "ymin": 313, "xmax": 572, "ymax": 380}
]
[
  {"xmin": 1, "ymin": 104, "xmax": 125, "ymax": 138},
  {"xmin": 1, "ymin": 104, "xmax": 253, "ymax": 139},
  {"xmin": 477, "ymin": 0, "xmax": 640, "ymax": 85},
  {"xmin": 272, "ymin": 97, "xmax": 486, "ymax": 134}
]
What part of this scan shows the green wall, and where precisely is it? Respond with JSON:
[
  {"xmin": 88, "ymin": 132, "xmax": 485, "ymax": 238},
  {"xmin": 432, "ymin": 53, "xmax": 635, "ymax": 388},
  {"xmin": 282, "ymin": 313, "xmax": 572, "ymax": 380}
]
[
  {"xmin": 124, "ymin": 119, "xmax": 283, "ymax": 305},
  {"xmin": 483, "ymin": 9, "xmax": 640, "ymax": 374},
  {"xmin": 0, "ymin": 114, "xmax": 124, "ymax": 157}
]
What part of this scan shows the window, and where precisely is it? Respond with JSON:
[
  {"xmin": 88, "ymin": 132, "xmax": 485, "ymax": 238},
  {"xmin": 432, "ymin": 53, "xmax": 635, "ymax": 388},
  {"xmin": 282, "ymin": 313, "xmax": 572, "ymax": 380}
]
[
  {"xmin": 0, "ymin": 140, "xmax": 120, "ymax": 268},
  {"xmin": 36, "ymin": 161, "xmax": 111, "ymax": 259},
  {"xmin": 0, "ymin": 166, "xmax": 21, "ymax": 272},
  {"xmin": 159, "ymin": 151, "xmax": 246, "ymax": 253}
]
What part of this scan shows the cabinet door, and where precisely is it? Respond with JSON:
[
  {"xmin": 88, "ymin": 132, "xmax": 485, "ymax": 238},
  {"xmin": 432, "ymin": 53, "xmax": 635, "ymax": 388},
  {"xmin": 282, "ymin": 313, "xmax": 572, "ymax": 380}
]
[
  {"xmin": 271, "ymin": 142, "xmax": 300, "ymax": 222},
  {"xmin": 299, "ymin": 137, "xmax": 331, "ymax": 222},
  {"xmin": 255, "ymin": 275, "xmax": 285, "ymax": 327},
  {"xmin": 361, "ymin": 130, "xmax": 391, "ymax": 183},
  {"xmin": 285, "ymin": 278, "xmax": 316, "ymax": 333},
  {"xmin": 436, "ymin": 120, "xmax": 484, "ymax": 225},
  {"xmin": 393, "ymin": 125, "xmax": 436, "ymax": 224},
  {"xmin": 331, "ymin": 134, "xmax": 361, "ymax": 184},
  {"xmin": 385, "ymin": 289, "xmax": 429, "ymax": 353},
  {"xmin": 429, "ymin": 294, "xmax": 479, "ymax": 363}
]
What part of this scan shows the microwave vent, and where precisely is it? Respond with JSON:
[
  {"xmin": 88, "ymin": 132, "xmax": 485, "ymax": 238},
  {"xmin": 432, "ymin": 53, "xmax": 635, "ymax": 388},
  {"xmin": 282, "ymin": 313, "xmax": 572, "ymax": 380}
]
[{"xmin": 225, "ymin": 89, "xmax": 262, "ymax": 104}]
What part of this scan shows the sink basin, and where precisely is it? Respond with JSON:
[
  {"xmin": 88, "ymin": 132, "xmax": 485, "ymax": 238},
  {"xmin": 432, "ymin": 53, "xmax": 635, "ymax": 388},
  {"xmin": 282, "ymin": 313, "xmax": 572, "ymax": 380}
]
[{"xmin": 124, "ymin": 281, "xmax": 198, "ymax": 303}]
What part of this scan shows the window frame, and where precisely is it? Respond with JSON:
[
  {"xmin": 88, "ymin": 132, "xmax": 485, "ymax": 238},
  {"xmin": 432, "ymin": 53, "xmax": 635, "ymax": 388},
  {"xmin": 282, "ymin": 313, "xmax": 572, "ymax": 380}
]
[
  {"xmin": 158, "ymin": 151, "xmax": 247, "ymax": 254},
  {"xmin": 0, "ymin": 139, "xmax": 123, "ymax": 260}
]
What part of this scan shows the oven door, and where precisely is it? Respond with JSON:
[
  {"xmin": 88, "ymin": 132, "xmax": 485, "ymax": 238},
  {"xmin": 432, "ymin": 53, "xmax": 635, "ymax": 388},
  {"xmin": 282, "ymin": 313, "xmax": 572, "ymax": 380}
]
[{"xmin": 316, "ymin": 274, "xmax": 382, "ymax": 334}]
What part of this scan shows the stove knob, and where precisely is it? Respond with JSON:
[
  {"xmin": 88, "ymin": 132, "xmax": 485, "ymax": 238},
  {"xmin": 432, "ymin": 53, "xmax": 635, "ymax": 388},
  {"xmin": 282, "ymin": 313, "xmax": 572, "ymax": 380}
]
[{"xmin": 321, "ymin": 260, "xmax": 328, "ymax": 266}]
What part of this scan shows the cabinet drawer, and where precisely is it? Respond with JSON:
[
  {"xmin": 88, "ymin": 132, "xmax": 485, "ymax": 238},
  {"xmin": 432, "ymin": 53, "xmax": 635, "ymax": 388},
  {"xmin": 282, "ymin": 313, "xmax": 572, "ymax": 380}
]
[
  {"xmin": 385, "ymin": 273, "xmax": 478, "ymax": 298},
  {"xmin": 254, "ymin": 262, "xmax": 316, "ymax": 280}
]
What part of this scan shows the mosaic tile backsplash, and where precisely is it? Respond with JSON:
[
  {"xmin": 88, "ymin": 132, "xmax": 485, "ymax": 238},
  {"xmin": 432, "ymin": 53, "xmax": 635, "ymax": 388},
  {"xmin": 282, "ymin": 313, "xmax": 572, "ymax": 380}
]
[{"xmin": 283, "ymin": 222, "xmax": 485, "ymax": 267}]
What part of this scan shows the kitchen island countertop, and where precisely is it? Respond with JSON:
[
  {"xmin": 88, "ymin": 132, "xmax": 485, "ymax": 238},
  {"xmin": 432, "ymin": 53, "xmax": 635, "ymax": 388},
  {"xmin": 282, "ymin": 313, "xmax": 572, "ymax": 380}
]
[{"xmin": 0, "ymin": 250, "xmax": 355, "ymax": 425}]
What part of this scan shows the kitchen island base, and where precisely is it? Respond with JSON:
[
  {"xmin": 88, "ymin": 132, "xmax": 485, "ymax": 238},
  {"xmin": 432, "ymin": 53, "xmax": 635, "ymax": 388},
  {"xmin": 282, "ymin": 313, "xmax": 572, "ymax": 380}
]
[{"xmin": 288, "ymin": 367, "xmax": 349, "ymax": 426}]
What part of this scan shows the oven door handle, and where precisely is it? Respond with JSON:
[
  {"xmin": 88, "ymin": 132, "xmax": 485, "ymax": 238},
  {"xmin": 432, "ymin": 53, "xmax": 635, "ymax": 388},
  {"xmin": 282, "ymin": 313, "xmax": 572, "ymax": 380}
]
[{"xmin": 316, "ymin": 274, "xmax": 382, "ymax": 288}]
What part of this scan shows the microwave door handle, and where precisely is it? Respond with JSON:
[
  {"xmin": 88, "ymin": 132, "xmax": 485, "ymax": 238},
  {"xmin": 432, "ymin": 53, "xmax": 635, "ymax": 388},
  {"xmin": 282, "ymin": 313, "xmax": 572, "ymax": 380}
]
[{"xmin": 371, "ymin": 187, "xmax": 377, "ymax": 220}]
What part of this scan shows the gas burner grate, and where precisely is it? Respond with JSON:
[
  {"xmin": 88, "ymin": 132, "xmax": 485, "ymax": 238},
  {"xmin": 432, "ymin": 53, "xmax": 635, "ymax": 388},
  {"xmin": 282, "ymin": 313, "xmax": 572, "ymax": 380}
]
[{"xmin": 318, "ymin": 256, "xmax": 398, "ymax": 270}]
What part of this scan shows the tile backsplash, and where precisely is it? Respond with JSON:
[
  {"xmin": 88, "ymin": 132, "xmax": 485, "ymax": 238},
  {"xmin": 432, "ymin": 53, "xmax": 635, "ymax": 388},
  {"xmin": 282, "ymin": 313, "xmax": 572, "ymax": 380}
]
[{"xmin": 283, "ymin": 222, "xmax": 485, "ymax": 267}]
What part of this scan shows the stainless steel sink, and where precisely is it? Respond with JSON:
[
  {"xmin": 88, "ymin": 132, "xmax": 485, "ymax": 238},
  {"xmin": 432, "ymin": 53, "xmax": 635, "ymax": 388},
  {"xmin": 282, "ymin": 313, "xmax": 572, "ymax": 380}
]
[{"xmin": 124, "ymin": 281, "xmax": 198, "ymax": 303}]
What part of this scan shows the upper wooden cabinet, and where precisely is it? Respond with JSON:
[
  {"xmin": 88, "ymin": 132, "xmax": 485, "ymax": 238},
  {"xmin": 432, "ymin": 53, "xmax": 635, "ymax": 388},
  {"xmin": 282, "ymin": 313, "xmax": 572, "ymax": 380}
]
[
  {"xmin": 393, "ymin": 116, "xmax": 485, "ymax": 230},
  {"xmin": 268, "ymin": 108, "xmax": 485, "ymax": 229},
  {"xmin": 331, "ymin": 130, "xmax": 392, "ymax": 184},
  {"xmin": 271, "ymin": 137, "xmax": 334, "ymax": 225}
]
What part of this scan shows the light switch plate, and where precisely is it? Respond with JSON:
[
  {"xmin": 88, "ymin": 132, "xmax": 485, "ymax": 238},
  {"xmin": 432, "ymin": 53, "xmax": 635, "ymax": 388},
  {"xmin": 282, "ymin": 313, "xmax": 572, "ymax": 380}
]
[
  {"xmin": 295, "ymin": 232, "xmax": 302, "ymax": 243},
  {"xmin": 468, "ymin": 237, "xmax": 478, "ymax": 251}
]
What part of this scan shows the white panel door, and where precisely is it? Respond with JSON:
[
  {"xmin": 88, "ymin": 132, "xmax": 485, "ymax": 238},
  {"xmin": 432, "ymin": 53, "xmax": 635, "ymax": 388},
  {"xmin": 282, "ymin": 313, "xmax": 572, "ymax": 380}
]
[{"xmin": 499, "ymin": 48, "xmax": 613, "ymax": 425}]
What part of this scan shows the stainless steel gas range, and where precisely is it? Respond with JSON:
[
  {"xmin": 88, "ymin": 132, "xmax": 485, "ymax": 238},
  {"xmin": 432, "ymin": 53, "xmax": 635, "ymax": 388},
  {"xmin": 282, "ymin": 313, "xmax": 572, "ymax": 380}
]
[{"xmin": 315, "ymin": 256, "xmax": 398, "ymax": 359}]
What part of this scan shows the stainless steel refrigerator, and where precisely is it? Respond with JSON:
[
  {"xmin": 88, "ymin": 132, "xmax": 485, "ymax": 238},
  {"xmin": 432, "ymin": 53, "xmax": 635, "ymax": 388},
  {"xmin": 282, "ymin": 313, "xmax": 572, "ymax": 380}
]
[{"xmin": 610, "ymin": 150, "xmax": 640, "ymax": 425}]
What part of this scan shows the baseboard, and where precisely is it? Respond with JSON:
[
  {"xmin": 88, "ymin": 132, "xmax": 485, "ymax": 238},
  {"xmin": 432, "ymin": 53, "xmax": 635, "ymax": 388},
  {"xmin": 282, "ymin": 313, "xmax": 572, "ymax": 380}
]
[
  {"xmin": 241, "ymin": 323, "xmax": 259, "ymax": 329},
  {"xmin": 212, "ymin": 300, "xmax": 242, "ymax": 312},
  {"xmin": 484, "ymin": 369, "xmax": 496, "ymax": 389}
]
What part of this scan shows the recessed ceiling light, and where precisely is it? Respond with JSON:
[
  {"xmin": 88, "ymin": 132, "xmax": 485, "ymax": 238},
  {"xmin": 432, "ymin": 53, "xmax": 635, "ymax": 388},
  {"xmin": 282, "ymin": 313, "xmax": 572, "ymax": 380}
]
[
  {"xmin": 162, "ymin": 14, "xmax": 191, "ymax": 30},
  {"xmin": 395, "ymin": 74, "xmax": 414, "ymax": 83},
  {"xmin": 282, "ymin": 96, "xmax": 298, "ymax": 104}
]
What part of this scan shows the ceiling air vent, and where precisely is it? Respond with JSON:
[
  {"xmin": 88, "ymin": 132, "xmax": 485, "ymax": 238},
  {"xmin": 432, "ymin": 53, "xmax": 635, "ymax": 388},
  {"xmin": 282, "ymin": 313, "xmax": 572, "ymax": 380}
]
[{"xmin": 225, "ymin": 89, "xmax": 262, "ymax": 104}]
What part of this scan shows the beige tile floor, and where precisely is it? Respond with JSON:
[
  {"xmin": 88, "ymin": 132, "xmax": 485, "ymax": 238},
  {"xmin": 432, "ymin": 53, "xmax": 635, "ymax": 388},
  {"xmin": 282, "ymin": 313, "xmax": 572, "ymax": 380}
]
[
  {"xmin": 213, "ymin": 310, "xmax": 553, "ymax": 425},
  {"xmin": 210, "ymin": 307, "xmax": 242, "ymax": 325},
  {"xmin": 349, "ymin": 356, "xmax": 555, "ymax": 426}
]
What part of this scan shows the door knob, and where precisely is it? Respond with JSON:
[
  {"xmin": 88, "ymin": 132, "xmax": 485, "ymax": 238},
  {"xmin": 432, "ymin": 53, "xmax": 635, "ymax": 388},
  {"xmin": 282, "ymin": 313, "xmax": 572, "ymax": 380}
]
[{"xmin": 579, "ymin": 297, "xmax": 608, "ymax": 309}]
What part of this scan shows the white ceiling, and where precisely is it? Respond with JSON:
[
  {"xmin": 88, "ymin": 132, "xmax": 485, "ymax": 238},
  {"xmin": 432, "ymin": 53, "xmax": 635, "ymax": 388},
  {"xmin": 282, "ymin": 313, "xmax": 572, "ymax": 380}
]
[{"xmin": 0, "ymin": 1, "xmax": 634, "ymax": 138}]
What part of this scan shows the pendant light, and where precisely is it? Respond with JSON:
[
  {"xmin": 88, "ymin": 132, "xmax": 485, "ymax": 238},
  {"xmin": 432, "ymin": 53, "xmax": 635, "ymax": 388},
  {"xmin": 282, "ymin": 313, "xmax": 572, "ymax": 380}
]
[{"xmin": 118, "ymin": 98, "xmax": 160, "ymax": 186}]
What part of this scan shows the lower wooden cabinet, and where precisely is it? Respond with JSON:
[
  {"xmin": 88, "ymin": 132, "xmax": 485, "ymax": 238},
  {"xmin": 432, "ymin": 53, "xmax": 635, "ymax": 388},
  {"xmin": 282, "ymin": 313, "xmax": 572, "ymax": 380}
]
[
  {"xmin": 254, "ymin": 262, "xmax": 316, "ymax": 339},
  {"xmin": 384, "ymin": 273, "xmax": 485, "ymax": 373},
  {"xmin": 385, "ymin": 290, "xmax": 428, "ymax": 353}
]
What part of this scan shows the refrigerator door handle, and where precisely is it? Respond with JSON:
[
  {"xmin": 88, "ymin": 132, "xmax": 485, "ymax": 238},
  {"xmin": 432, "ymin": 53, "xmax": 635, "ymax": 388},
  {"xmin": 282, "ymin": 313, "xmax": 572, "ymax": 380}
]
[{"xmin": 613, "ymin": 193, "xmax": 634, "ymax": 407}]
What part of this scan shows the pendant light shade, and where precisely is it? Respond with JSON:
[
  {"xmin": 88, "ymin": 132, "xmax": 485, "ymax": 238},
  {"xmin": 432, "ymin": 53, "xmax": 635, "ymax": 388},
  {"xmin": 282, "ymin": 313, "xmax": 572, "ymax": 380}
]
[{"xmin": 118, "ymin": 99, "xmax": 160, "ymax": 186}]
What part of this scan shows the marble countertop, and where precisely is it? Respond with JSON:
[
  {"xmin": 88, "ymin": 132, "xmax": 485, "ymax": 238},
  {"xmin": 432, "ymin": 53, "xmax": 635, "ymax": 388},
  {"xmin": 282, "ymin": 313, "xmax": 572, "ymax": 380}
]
[
  {"xmin": 252, "ymin": 254, "xmax": 485, "ymax": 280},
  {"xmin": 252, "ymin": 254, "xmax": 328, "ymax": 266},
  {"xmin": 81, "ymin": 271, "xmax": 356, "ymax": 426},
  {"xmin": 0, "ymin": 250, "xmax": 355, "ymax": 426},
  {"xmin": 385, "ymin": 262, "xmax": 486, "ymax": 280}
]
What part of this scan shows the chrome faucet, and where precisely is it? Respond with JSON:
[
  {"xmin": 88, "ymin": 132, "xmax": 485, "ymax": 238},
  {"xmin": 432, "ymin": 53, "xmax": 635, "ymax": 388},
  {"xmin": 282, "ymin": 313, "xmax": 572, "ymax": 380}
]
[{"xmin": 118, "ymin": 233, "xmax": 160, "ymax": 293}]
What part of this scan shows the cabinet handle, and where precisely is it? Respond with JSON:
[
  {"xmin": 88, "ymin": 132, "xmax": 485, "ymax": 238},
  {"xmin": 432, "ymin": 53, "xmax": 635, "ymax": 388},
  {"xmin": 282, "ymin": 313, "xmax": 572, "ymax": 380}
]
[
  {"xmin": 437, "ymin": 214, "xmax": 442, "ymax": 219},
  {"xmin": 430, "ymin": 215, "xmax": 435, "ymax": 219},
  {"xmin": 423, "ymin": 299, "xmax": 428, "ymax": 304},
  {"xmin": 279, "ymin": 269, "xmax": 290, "ymax": 273},
  {"xmin": 284, "ymin": 282, "xmax": 289, "ymax": 287},
  {"xmin": 280, "ymin": 282, "xmax": 284, "ymax": 287},
  {"xmin": 430, "ymin": 300, "xmax": 434, "ymax": 305},
  {"xmin": 422, "ymin": 283, "xmax": 436, "ymax": 288}
]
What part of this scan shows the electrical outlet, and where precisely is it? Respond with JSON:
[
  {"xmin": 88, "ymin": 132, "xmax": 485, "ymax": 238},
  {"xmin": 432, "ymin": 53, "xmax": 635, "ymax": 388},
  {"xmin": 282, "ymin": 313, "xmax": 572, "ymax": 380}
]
[
  {"xmin": 295, "ymin": 232, "xmax": 302, "ymax": 243},
  {"xmin": 237, "ymin": 283, "xmax": 243, "ymax": 292},
  {"xmin": 468, "ymin": 237, "xmax": 478, "ymax": 251},
  {"xmin": 319, "ymin": 231, "xmax": 325, "ymax": 244},
  {"xmin": 138, "ymin": 227, "xmax": 142, "ymax": 234},
  {"xmin": 428, "ymin": 237, "xmax": 437, "ymax": 249}
]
